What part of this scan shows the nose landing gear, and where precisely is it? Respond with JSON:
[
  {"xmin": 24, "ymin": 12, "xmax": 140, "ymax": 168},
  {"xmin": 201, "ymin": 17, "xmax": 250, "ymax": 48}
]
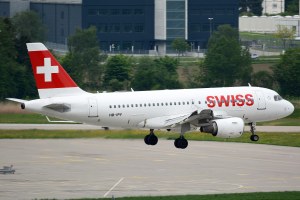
[{"xmin": 249, "ymin": 122, "xmax": 259, "ymax": 142}]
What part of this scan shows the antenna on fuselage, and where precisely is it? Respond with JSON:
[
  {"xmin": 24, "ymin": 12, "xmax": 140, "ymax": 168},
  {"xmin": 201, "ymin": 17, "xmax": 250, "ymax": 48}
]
[{"xmin": 248, "ymin": 83, "xmax": 252, "ymax": 87}]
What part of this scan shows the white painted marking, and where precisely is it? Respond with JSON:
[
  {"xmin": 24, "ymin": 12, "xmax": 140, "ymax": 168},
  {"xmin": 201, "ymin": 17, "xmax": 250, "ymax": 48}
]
[
  {"xmin": 103, "ymin": 177, "xmax": 124, "ymax": 197},
  {"xmin": 37, "ymin": 58, "xmax": 59, "ymax": 82}
]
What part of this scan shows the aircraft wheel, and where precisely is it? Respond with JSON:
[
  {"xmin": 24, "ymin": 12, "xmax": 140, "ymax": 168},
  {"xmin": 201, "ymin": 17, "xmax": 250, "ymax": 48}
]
[
  {"xmin": 250, "ymin": 134, "xmax": 259, "ymax": 142},
  {"xmin": 149, "ymin": 134, "xmax": 158, "ymax": 145},
  {"xmin": 144, "ymin": 135, "xmax": 150, "ymax": 145},
  {"xmin": 144, "ymin": 134, "xmax": 158, "ymax": 145},
  {"xmin": 174, "ymin": 137, "xmax": 188, "ymax": 149}
]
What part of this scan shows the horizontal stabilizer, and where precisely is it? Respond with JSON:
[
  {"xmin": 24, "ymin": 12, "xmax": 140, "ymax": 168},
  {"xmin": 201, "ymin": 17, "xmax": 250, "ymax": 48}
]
[{"xmin": 6, "ymin": 98, "xmax": 28, "ymax": 103}]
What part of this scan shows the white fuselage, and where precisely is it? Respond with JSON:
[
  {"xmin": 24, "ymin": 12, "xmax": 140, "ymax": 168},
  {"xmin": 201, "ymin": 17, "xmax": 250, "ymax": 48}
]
[{"xmin": 23, "ymin": 86, "xmax": 294, "ymax": 129}]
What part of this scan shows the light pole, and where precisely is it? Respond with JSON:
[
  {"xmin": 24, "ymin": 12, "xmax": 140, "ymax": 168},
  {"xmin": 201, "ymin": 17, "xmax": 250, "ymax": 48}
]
[{"xmin": 208, "ymin": 17, "xmax": 213, "ymax": 37}]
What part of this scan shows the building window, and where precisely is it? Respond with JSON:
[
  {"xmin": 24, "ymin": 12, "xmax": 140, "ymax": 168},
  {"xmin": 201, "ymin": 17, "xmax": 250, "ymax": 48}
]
[
  {"xmin": 123, "ymin": 41, "xmax": 132, "ymax": 50},
  {"xmin": 134, "ymin": 9, "xmax": 144, "ymax": 15},
  {"xmin": 111, "ymin": 9, "xmax": 120, "ymax": 15},
  {"xmin": 123, "ymin": 24, "xmax": 132, "ymax": 33},
  {"xmin": 122, "ymin": 9, "xmax": 132, "ymax": 15},
  {"xmin": 88, "ymin": 9, "xmax": 97, "ymax": 16},
  {"xmin": 134, "ymin": 24, "xmax": 144, "ymax": 32},
  {"xmin": 191, "ymin": 24, "xmax": 201, "ymax": 32},
  {"xmin": 215, "ymin": 8, "xmax": 225, "ymax": 15},
  {"xmin": 227, "ymin": 8, "xmax": 234, "ymax": 15},
  {"xmin": 99, "ymin": 9, "xmax": 108, "ymax": 15},
  {"xmin": 112, "ymin": 24, "xmax": 120, "ymax": 33}
]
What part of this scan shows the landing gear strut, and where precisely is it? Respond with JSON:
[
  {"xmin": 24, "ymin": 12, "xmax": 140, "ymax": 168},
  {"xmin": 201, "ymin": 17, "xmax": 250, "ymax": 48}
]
[
  {"xmin": 144, "ymin": 129, "xmax": 158, "ymax": 146},
  {"xmin": 249, "ymin": 122, "xmax": 259, "ymax": 142}
]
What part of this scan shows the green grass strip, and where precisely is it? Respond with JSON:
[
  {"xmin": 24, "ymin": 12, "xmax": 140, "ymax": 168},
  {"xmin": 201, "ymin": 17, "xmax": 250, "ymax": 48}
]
[
  {"xmin": 42, "ymin": 191, "xmax": 300, "ymax": 200},
  {"xmin": 1, "ymin": 129, "xmax": 300, "ymax": 147}
]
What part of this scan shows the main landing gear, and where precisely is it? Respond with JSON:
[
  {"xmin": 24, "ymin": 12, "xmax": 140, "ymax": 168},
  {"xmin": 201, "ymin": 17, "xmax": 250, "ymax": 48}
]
[
  {"xmin": 249, "ymin": 122, "xmax": 259, "ymax": 142},
  {"xmin": 144, "ymin": 129, "xmax": 158, "ymax": 146},
  {"xmin": 144, "ymin": 123, "xmax": 190, "ymax": 149}
]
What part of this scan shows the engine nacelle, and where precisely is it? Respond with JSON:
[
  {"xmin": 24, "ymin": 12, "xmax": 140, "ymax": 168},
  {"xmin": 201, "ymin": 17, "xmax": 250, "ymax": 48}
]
[{"xmin": 200, "ymin": 117, "xmax": 244, "ymax": 138}]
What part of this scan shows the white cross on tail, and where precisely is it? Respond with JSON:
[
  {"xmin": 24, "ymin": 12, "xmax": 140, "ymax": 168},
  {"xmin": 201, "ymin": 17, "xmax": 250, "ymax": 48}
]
[{"xmin": 37, "ymin": 58, "xmax": 59, "ymax": 82}]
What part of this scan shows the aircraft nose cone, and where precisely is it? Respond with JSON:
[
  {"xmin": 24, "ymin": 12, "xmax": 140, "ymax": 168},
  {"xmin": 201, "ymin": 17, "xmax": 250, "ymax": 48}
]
[{"xmin": 285, "ymin": 101, "xmax": 294, "ymax": 116}]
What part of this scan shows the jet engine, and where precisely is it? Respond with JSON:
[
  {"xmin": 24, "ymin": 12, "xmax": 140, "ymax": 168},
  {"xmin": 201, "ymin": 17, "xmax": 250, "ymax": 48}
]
[{"xmin": 200, "ymin": 117, "xmax": 244, "ymax": 138}]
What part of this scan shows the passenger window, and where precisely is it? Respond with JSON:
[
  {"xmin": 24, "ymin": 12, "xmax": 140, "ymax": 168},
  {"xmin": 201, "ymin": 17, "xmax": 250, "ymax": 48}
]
[
  {"xmin": 157, "ymin": 103, "xmax": 159, "ymax": 106},
  {"xmin": 198, "ymin": 101, "xmax": 201, "ymax": 104},
  {"xmin": 183, "ymin": 102, "xmax": 185, "ymax": 105},
  {"xmin": 109, "ymin": 105, "xmax": 112, "ymax": 108},
  {"xmin": 114, "ymin": 105, "xmax": 116, "ymax": 108},
  {"xmin": 122, "ymin": 105, "xmax": 125, "ymax": 108},
  {"xmin": 131, "ymin": 104, "xmax": 134, "ymax": 107},
  {"xmin": 118, "ymin": 105, "xmax": 121, "ymax": 108},
  {"xmin": 127, "ymin": 104, "xmax": 129, "ymax": 108},
  {"xmin": 140, "ymin": 104, "xmax": 142, "ymax": 107},
  {"xmin": 135, "ymin": 104, "xmax": 138, "ymax": 107},
  {"xmin": 174, "ymin": 102, "xmax": 176, "ymax": 105},
  {"xmin": 153, "ymin": 103, "xmax": 155, "ymax": 106},
  {"xmin": 170, "ymin": 102, "xmax": 172, "ymax": 105},
  {"xmin": 161, "ymin": 103, "xmax": 164, "ymax": 106},
  {"xmin": 144, "ymin": 103, "xmax": 147, "ymax": 107},
  {"xmin": 178, "ymin": 102, "xmax": 181, "ymax": 105},
  {"xmin": 187, "ymin": 102, "xmax": 189, "ymax": 105},
  {"xmin": 166, "ymin": 103, "xmax": 168, "ymax": 106},
  {"xmin": 148, "ymin": 103, "xmax": 151, "ymax": 106}
]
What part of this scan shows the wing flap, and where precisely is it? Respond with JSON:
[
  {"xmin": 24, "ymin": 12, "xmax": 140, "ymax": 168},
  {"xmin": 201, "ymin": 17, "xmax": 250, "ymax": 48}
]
[{"xmin": 138, "ymin": 113, "xmax": 192, "ymax": 129}]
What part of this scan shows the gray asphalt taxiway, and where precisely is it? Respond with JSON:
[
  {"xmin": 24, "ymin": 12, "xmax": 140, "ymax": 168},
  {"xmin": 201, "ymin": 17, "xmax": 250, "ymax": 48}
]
[{"xmin": 0, "ymin": 139, "xmax": 300, "ymax": 199}]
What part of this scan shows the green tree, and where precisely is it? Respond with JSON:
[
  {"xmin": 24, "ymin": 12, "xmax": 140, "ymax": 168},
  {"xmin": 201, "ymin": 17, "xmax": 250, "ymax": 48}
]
[
  {"xmin": 200, "ymin": 24, "xmax": 252, "ymax": 87},
  {"xmin": 285, "ymin": 0, "xmax": 299, "ymax": 15},
  {"xmin": 272, "ymin": 48, "xmax": 300, "ymax": 96},
  {"xmin": 62, "ymin": 26, "xmax": 104, "ymax": 91},
  {"xmin": 12, "ymin": 11, "xmax": 45, "ymax": 42},
  {"xmin": 0, "ymin": 18, "xmax": 28, "ymax": 99},
  {"xmin": 274, "ymin": 25, "xmax": 296, "ymax": 49},
  {"xmin": 132, "ymin": 56, "xmax": 181, "ymax": 90},
  {"xmin": 171, "ymin": 38, "xmax": 189, "ymax": 56},
  {"xmin": 251, "ymin": 71, "xmax": 274, "ymax": 89},
  {"xmin": 103, "ymin": 54, "xmax": 133, "ymax": 91}
]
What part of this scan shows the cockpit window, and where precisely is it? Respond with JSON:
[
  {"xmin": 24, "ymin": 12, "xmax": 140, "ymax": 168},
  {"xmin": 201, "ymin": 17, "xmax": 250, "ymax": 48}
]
[{"xmin": 274, "ymin": 95, "xmax": 283, "ymax": 101}]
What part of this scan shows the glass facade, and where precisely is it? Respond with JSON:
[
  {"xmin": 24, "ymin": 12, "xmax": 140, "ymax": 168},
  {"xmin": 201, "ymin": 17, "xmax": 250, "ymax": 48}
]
[{"xmin": 166, "ymin": 0, "xmax": 186, "ymax": 40}]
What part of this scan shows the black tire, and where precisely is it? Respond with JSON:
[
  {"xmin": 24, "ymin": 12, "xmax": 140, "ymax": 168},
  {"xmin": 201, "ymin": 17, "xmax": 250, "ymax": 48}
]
[
  {"xmin": 180, "ymin": 138, "xmax": 188, "ymax": 149},
  {"xmin": 144, "ymin": 135, "xmax": 150, "ymax": 145},
  {"xmin": 250, "ymin": 134, "xmax": 259, "ymax": 142},
  {"xmin": 174, "ymin": 138, "xmax": 188, "ymax": 149},
  {"xmin": 174, "ymin": 138, "xmax": 180, "ymax": 148},
  {"xmin": 149, "ymin": 135, "xmax": 158, "ymax": 145}
]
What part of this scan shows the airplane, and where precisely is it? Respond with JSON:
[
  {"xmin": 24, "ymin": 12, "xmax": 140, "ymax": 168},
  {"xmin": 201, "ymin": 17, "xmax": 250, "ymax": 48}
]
[{"xmin": 7, "ymin": 43, "xmax": 294, "ymax": 149}]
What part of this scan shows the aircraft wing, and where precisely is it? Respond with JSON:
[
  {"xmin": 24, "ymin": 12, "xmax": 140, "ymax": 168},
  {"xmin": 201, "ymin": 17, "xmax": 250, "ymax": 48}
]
[{"xmin": 139, "ymin": 109, "xmax": 230, "ymax": 129}]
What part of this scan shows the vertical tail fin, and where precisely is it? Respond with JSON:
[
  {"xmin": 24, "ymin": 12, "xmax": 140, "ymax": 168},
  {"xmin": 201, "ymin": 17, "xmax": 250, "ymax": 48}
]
[{"xmin": 27, "ymin": 43, "xmax": 86, "ymax": 98}]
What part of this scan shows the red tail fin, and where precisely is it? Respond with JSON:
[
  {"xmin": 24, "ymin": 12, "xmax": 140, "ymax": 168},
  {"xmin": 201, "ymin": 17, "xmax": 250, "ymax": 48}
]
[{"xmin": 27, "ymin": 43, "xmax": 86, "ymax": 98}]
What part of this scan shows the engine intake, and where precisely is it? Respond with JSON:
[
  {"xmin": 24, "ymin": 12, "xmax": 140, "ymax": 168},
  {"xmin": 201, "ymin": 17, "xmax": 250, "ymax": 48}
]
[{"xmin": 201, "ymin": 117, "xmax": 244, "ymax": 138}]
